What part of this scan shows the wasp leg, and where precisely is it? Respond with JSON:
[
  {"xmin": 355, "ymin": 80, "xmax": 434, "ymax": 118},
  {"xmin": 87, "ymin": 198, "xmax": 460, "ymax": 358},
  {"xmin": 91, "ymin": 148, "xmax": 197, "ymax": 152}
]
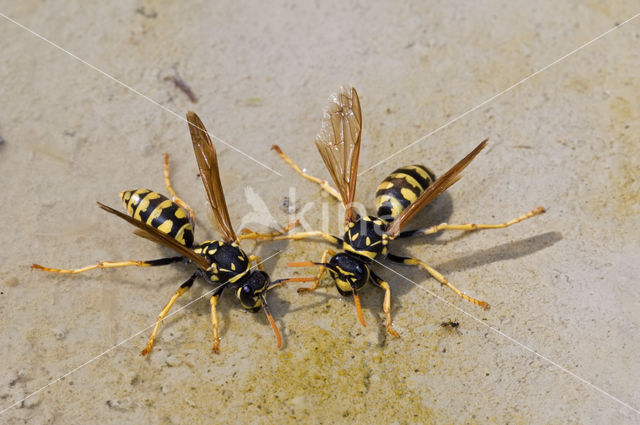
[
  {"xmin": 386, "ymin": 253, "xmax": 490, "ymax": 310},
  {"xmin": 237, "ymin": 219, "xmax": 300, "ymax": 242},
  {"xmin": 32, "ymin": 256, "xmax": 184, "ymax": 274},
  {"xmin": 394, "ymin": 206, "xmax": 545, "ymax": 239},
  {"xmin": 247, "ymin": 254, "xmax": 265, "ymax": 271},
  {"xmin": 272, "ymin": 145, "xmax": 342, "ymax": 201},
  {"xmin": 240, "ymin": 230, "xmax": 343, "ymax": 247},
  {"xmin": 164, "ymin": 153, "xmax": 196, "ymax": 227},
  {"xmin": 141, "ymin": 272, "xmax": 197, "ymax": 355},
  {"xmin": 289, "ymin": 249, "xmax": 366, "ymax": 326},
  {"xmin": 369, "ymin": 271, "xmax": 400, "ymax": 338},
  {"xmin": 209, "ymin": 286, "xmax": 226, "ymax": 354},
  {"xmin": 288, "ymin": 248, "xmax": 337, "ymax": 293}
]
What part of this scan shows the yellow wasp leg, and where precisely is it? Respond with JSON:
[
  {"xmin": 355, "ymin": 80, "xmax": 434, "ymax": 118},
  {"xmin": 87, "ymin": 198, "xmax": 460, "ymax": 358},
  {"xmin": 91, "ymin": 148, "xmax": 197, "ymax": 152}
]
[
  {"xmin": 237, "ymin": 220, "xmax": 300, "ymax": 242},
  {"xmin": 164, "ymin": 153, "xmax": 196, "ymax": 227},
  {"xmin": 210, "ymin": 293, "xmax": 222, "ymax": 353},
  {"xmin": 141, "ymin": 273, "xmax": 197, "ymax": 355},
  {"xmin": 288, "ymin": 248, "xmax": 337, "ymax": 293},
  {"xmin": 370, "ymin": 271, "xmax": 400, "ymax": 338},
  {"xmin": 247, "ymin": 254, "xmax": 265, "ymax": 271},
  {"xmin": 32, "ymin": 257, "xmax": 183, "ymax": 274},
  {"xmin": 272, "ymin": 145, "xmax": 342, "ymax": 201},
  {"xmin": 241, "ymin": 230, "xmax": 342, "ymax": 247},
  {"xmin": 396, "ymin": 207, "xmax": 545, "ymax": 239},
  {"xmin": 387, "ymin": 254, "xmax": 490, "ymax": 310},
  {"xmin": 289, "ymin": 249, "xmax": 366, "ymax": 328}
]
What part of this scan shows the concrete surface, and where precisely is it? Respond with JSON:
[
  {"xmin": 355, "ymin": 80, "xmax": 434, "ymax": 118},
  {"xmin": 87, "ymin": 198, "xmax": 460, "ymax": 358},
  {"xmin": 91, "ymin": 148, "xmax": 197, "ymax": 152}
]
[{"xmin": 1, "ymin": 1, "xmax": 639, "ymax": 424}]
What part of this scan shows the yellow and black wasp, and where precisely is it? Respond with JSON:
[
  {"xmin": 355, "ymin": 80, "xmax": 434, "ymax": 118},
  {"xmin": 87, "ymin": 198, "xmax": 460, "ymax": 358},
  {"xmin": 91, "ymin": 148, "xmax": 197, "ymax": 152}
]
[
  {"xmin": 32, "ymin": 111, "xmax": 308, "ymax": 354},
  {"xmin": 247, "ymin": 86, "xmax": 545, "ymax": 337}
]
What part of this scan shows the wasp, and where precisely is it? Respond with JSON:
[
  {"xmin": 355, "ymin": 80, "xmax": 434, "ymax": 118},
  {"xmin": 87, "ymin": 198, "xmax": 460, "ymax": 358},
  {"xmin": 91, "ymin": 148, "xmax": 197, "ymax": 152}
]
[
  {"xmin": 32, "ymin": 111, "xmax": 309, "ymax": 354},
  {"xmin": 243, "ymin": 86, "xmax": 544, "ymax": 337}
]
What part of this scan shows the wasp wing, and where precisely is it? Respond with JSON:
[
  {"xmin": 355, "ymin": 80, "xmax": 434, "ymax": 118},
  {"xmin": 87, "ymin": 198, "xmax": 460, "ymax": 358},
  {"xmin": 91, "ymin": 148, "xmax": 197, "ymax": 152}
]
[
  {"xmin": 315, "ymin": 85, "xmax": 362, "ymax": 224},
  {"xmin": 186, "ymin": 111, "xmax": 237, "ymax": 243},
  {"xmin": 97, "ymin": 202, "xmax": 211, "ymax": 270},
  {"xmin": 385, "ymin": 139, "xmax": 488, "ymax": 238}
]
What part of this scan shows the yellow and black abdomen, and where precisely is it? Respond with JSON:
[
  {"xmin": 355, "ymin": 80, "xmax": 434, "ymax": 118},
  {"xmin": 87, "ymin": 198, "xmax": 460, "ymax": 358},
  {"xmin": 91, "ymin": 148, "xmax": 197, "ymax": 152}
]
[
  {"xmin": 120, "ymin": 189, "xmax": 194, "ymax": 247},
  {"xmin": 375, "ymin": 165, "xmax": 435, "ymax": 221}
]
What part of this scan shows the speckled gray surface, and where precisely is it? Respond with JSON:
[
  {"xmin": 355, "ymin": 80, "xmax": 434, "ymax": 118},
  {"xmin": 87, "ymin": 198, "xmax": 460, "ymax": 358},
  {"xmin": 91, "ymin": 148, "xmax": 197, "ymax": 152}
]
[{"xmin": 1, "ymin": 1, "xmax": 640, "ymax": 424}]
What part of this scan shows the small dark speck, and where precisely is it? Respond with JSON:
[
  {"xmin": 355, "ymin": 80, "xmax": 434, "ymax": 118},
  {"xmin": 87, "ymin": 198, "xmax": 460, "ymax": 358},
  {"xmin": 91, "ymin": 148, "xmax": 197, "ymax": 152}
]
[
  {"xmin": 171, "ymin": 75, "xmax": 198, "ymax": 103},
  {"xmin": 486, "ymin": 372, "xmax": 490, "ymax": 376},
  {"xmin": 615, "ymin": 22, "xmax": 620, "ymax": 26},
  {"xmin": 385, "ymin": 107, "xmax": 393, "ymax": 114},
  {"xmin": 280, "ymin": 196, "xmax": 297, "ymax": 213},
  {"xmin": 440, "ymin": 320, "xmax": 459, "ymax": 329},
  {"xmin": 135, "ymin": 7, "xmax": 157, "ymax": 18},
  {"xmin": 63, "ymin": 129, "xmax": 76, "ymax": 137},
  {"xmin": 442, "ymin": 347, "xmax": 447, "ymax": 353},
  {"xmin": 404, "ymin": 41, "xmax": 415, "ymax": 48},
  {"xmin": 0, "ymin": 135, "xmax": 5, "ymax": 145}
]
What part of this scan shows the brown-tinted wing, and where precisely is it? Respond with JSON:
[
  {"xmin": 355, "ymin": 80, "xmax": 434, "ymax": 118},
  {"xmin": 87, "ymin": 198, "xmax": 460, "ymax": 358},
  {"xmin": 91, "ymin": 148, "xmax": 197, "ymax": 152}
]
[
  {"xmin": 315, "ymin": 85, "xmax": 362, "ymax": 224},
  {"xmin": 386, "ymin": 139, "xmax": 488, "ymax": 238},
  {"xmin": 186, "ymin": 111, "xmax": 237, "ymax": 243},
  {"xmin": 97, "ymin": 202, "xmax": 211, "ymax": 270}
]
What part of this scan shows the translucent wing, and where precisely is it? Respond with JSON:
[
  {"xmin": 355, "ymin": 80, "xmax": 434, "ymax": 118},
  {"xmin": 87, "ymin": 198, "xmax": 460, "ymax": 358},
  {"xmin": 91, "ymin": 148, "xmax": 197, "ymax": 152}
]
[
  {"xmin": 186, "ymin": 111, "xmax": 237, "ymax": 243},
  {"xmin": 315, "ymin": 85, "xmax": 362, "ymax": 224},
  {"xmin": 97, "ymin": 202, "xmax": 211, "ymax": 270},
  {"xmin": 385, "ymin": 139, "xmax": 488, "ymax": 238}
]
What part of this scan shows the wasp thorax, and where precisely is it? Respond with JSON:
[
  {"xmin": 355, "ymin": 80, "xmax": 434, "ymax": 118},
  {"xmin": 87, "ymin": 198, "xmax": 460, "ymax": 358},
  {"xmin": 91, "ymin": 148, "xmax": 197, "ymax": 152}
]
[
  {"xmin": 327, "ymin": 252, "xmax": 370, "ymax": 295},
  {"xmin": 197, "ymin": 241, "xmax": 249, "ymax": 283},
  {"xmin": 343, "ymin": 216, "xmax": 388, "ymax": 260}
]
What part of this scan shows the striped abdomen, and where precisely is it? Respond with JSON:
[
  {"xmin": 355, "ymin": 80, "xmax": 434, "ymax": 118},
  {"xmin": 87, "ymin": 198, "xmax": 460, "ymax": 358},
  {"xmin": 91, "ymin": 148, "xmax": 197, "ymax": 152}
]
[
  {"xmin": 120, "ymin": 189, "xmax": 194, "ymax": 247},
  {"xmin": 375, "ymin": 165, "xmax": 436, "ymax": 221}
]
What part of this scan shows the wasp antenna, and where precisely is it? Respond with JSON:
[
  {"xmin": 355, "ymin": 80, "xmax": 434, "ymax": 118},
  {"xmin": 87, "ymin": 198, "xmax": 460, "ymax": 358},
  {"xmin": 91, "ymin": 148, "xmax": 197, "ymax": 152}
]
[
  {"xmin": 261, "ymin": 293, "xmax": 282, "ymax": 349},
  {"xmin": 351, "ymin": 290, "xmax": 366, "ymax": 328},
  {"xmin": 288, "ymin": 261, "xmax": 328, "ymax": 268},
  {"xmin": 268, "ymin": 276, "xmax": 316, "ymax": 290}
]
